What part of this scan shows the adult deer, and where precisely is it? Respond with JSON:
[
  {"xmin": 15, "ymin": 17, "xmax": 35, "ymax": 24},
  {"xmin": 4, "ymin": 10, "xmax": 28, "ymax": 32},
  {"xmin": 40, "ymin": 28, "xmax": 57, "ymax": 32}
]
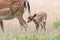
[
  {"xmin": 27, "ymin": 11, "xmax": 47, "ymax": 31},
  {"xmin": 0, "ymin": 0, "xmax": 31, "ymax": 31}
]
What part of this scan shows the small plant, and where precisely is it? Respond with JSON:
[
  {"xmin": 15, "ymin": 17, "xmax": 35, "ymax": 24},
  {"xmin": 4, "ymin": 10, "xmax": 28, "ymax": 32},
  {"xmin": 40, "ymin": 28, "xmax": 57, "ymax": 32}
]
[
  {"xmin": 15, "ymin": 35, "xmax": 20, "ymax": 40},
  {"xmin": 31, "ymin": 34, "xmax": 40, "ymax": 40},
  {"xmin": 53, "ymin": 20, "xmax": 60, "ymax": 29},
  {"xmin": 52, "ymin": 35, "xmax": 60, "ymax": 40},
  {"xmin": 5, "ymin": 31, "xmax": 11, "ymax": 40}
]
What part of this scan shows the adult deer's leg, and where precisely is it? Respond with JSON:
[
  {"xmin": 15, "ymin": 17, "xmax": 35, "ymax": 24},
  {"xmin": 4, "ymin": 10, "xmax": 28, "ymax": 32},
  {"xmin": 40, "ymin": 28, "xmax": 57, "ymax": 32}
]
[
  {"xmin": 0, "ymin": 20, "xmax": 4, "ymax": 31},
  {"xmin": 17, "ymin": 14, "xmax": 28, "ymax": 31},
  {"xmin": 16, "ymin": 6, "xmax": 28, "ymax": 32}
]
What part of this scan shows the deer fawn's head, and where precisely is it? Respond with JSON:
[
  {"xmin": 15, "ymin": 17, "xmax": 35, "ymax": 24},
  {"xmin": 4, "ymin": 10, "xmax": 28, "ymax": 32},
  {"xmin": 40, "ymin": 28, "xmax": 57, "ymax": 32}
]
[{"xmin": 27, "ymin": 14, "xmax": 37, "ymax": 23}]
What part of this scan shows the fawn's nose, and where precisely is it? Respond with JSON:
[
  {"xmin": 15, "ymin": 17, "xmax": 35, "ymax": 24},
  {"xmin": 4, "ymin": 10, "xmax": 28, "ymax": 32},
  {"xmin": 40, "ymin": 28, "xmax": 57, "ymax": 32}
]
[{"xmin": 27, "ymin": 21, "xmax": 29, "ymax": 23}]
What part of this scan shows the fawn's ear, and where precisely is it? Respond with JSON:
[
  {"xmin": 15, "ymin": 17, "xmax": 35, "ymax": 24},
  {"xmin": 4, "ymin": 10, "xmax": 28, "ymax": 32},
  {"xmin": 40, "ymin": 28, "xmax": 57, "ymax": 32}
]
[{"xmin": 32, "ymin": 14, "xmax": 37, "ymax": 18}]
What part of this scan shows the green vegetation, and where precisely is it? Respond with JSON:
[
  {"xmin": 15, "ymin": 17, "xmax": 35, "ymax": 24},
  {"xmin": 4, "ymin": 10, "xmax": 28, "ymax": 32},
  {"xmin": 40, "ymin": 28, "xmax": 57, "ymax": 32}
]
[
  {"xmin": 0, "ymin": 31, "xmax": 60, "ymax": 40},
  {"xmin": 53, "ymin": 20, "xmax": 60, "ymax": 29},
  {"xmin": 52, "ymin": 35, "xmax": 60, "ymax": 40},
  {"xmin": 5, "ymin": 32, "xmax": 40, "ymax": 40},
  {"xmin": 5, "ymin": 31, "xmax": 11, "ymax": 40}
]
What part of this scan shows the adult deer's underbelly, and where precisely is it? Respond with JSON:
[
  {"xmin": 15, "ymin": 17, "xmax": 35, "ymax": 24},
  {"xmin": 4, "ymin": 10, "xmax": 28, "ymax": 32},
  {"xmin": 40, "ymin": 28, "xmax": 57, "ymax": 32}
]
[
  {"xmin": 0, "ymin": 8, "xmax": 15, "ymax": 20},
  {"xmin": 0, "ymin": 14, "xmax": 15, "ymax": 20}
]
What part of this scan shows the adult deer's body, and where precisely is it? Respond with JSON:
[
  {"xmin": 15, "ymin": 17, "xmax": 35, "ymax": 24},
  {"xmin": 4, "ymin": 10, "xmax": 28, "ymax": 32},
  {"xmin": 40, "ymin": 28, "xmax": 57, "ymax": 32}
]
[
  {"xmin": 28, "ymin": 11, "xmax": 47, "ymax": 31},
  {"xmin": 0, "ymin": 0, "xmax": 30, "ymax": 31}
]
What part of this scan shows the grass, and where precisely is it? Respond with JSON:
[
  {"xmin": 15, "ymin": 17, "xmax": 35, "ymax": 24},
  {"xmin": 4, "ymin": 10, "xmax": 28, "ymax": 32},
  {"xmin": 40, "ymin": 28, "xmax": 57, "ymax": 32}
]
[
  {"xmin": 5, "ymin": 32, "xmax": 40, "ymax": 40},
  {"xmin": 5, "ymin": 31, "xmax": 11, "ymax": 40},
  {"xmin": 52, "ymin": 35, "xmax": 60, "ymax": 40},
  {"xmin": 0, "ymin": 31, "xmax": 59, "ymax": 40},
  {"xmin": 5, "ymin": 31, "xmax": 58, "ymax": 40},
  {"xmin": 53, "ymin": 20, "xmax": 60, "ymax": 29},
  {"xmin": 20, "ymin": 32, "xmax": 40, "ymax": 40}
]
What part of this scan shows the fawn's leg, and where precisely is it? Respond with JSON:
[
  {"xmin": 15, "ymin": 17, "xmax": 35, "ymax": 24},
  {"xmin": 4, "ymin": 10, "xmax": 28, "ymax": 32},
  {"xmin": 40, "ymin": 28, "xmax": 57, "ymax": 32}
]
[
  {"xmin": 40, "ymin": 23, "xmax": 43, "ymax": 30},
  {"xmin": 43, "ymin": 21, "xmax": 46, "ymax": 30},
  {"xmin": 42, "ymin": 17, "xmax": 46, "ymax": 30},
  {"xmin": 34, "ymin": 20, "xmax": 39, "ymax": 32}
]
